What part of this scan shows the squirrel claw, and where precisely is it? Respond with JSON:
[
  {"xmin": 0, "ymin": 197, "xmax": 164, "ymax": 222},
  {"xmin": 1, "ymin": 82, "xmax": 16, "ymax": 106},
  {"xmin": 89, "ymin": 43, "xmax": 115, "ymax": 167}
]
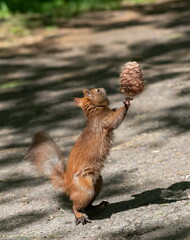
[
  {"xmin": 123, "ymin": 98, "xmax": 131, "ymax": 109},
  {"xmin": 75, "ymin": 215, "xmax": 91, "ymax": 225}
]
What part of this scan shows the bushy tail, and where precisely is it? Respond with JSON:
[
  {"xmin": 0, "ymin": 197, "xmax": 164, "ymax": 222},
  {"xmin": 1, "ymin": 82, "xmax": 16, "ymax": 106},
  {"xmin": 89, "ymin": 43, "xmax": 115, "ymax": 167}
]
[{"xmin": 24, "ymin": 131, "xmax": 65, "ymax": 189}]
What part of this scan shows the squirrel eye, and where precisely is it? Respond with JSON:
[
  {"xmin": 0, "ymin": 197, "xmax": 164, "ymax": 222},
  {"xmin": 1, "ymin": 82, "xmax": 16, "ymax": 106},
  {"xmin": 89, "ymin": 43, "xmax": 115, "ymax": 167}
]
[{"xmin": 96, "ymin": 89, "xmax": 100, "ymax": 92}]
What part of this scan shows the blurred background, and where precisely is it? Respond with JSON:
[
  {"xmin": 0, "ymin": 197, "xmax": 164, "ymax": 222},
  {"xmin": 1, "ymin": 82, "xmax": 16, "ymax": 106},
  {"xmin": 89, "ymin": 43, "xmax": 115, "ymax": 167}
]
[
  {"xmin": 0, "ymin": 0, "xmax": 190, "ymax": 239},
  {"xmin": 0, "ymin": 0, "xmax": 189, "ymax": 142},
  {"xmin": 0, "ymin": 0, "xmax": 154, "ymax": 19}
]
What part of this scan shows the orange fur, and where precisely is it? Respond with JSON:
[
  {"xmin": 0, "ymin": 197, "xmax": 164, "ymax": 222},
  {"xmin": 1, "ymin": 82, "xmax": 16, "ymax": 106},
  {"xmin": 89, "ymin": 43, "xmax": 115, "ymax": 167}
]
[{"xmin": 25, "ymin": 88, "xmax": 131, "ymax": 225}]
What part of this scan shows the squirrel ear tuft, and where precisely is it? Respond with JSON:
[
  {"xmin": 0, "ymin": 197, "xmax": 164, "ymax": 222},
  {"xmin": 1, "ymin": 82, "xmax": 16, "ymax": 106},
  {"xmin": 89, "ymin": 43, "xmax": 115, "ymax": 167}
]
[
  {"xmin": 83, "ymin": 89, "xmax": 91, "ymax": 97},
  {"xmin": 74, "ymin": 98, "xmax": 84, "ymax": 108}
]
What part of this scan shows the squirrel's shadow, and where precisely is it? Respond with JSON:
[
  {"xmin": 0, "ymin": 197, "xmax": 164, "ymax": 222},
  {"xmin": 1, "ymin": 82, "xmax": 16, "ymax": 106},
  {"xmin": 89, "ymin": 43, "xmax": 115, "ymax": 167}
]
[
  {"xmin": 87, "ymin": 181, "xmax": 190, "ymax": 220},
  {"xmin": 55, "ymin": 181, "xmax": 190, "ymax": 220}
]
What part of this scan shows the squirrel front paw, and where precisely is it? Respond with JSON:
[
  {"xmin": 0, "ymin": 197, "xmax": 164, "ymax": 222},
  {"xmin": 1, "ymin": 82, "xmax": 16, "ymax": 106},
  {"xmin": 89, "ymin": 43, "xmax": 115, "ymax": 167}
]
[{"xmin": 123, "ymin": 97, "xmax": 132, "ymax": 109}]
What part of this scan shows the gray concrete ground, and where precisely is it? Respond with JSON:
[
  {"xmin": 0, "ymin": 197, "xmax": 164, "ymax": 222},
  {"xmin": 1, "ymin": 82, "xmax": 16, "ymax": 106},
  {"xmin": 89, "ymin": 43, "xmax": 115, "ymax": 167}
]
[{"xmin": 0, "ymin": 0, "xmax": 190, "ymax": 239}]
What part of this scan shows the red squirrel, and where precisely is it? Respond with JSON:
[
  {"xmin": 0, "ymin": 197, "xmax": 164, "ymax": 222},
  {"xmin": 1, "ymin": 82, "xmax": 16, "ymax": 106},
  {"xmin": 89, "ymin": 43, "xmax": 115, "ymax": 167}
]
[{"xmin": 25, "ymin": 88, "xmax": 131, "ymax": 225}]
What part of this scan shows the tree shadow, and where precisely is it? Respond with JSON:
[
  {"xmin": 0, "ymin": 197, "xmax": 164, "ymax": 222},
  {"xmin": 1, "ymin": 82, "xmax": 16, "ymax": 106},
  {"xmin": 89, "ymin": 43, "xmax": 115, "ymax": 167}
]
[
  {"xmin": 0, "ymin": 211, "xmax": 48, "ymax": 232},
  {"xmin": 0, "ymin": 0, "xmax": 189, "ymax": 139},
  {"xmin": 0, "ymin": 175, "xmax": 47, "ymax": 193},
  {"xmin": 0, "ymin": 156, "xmax": 24, "ymax": 167},
  {"xmin": 0, "ymin": 39, "xmax": 123, "ymax": 136},
  {"xmin": 66, "ymin": 0, "xmax": 190, "ymax": 32},
  {"xmin": 96, "ymin": 222, "xmax": 190, "ymax": 240},
  {"xmin": 56, "ymin": 193, "xmax": 72, "ymax": 211},
  {"xmin": 87, "ymin": 181, "xmax": 190, "ymax": 220},
  {"xmin": 93, "ymin": 19, "xmax": 152, "ymax": 32},
  {"xmin": 135, "ymin": 101, "xmax": 190, "ymax": 135},
  {"xmin": 99, "ymin": 169, "xmax": 138, "ymax": 199},
  {"xmin": 129, "ymin": 39, "xmax": 190, "ymax": 62},
  {"xmin": 139, "ymin": 0, "xmax": 190, "ymax": 17},
  {"xmin": 0, "ymin": 0, "xmax": 189, "ymax": 202}
]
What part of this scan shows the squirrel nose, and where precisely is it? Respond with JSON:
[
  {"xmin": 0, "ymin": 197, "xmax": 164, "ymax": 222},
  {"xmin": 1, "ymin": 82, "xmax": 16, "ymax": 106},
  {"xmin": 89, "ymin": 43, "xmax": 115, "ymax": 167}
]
[{"xmin": 99, "ymin": 88, "xmax": 106, "ymax": 93}]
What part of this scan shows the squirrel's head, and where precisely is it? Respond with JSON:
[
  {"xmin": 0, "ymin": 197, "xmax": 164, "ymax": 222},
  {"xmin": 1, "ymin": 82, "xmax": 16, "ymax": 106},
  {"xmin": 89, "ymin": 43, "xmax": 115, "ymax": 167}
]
[{"xmin": 74, "ymin": 88, "xmax": 109, "ymax": 109}]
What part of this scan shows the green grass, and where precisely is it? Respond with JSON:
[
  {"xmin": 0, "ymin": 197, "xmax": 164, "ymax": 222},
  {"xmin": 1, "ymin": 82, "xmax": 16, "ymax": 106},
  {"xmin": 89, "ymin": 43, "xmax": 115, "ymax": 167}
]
[
  {"xmin": 0, "ymin": 80, "xmax": 26, "ymax": 89},
  {"xmin": 0, "ymin": 0, "xmax": 155, "ymax": 18},
  {"xmin": 0, "ymin": 0, "xmax": 121, "ymax": 16},
  {"xmin": 125, "ymin": 0, "xmax": 155, "ymax": 3},
  {"xmin": 0, "ymin": 1, "xmax": 10, "ymax": 18},
  {"xmin": 0, "ymin": 0, "xmax": 155, "ymax": 31}
]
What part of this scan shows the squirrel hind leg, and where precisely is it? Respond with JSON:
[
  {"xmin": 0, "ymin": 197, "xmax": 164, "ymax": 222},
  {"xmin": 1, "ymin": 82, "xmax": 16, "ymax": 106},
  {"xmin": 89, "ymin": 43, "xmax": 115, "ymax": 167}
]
[
  {"xmin": 73, "ymin": 206, "xmax": 91, "ymax": 225},
  {"xmin": 72, "ymin": 199, "xmax": 92, "ymax": 225},
  {"xmin": 85, "ymin": 174, "xmax": 103, "ymax": 210},
  {"xmin": 70, "ymin": 176, "xmax": 95, "ymax": 225}
]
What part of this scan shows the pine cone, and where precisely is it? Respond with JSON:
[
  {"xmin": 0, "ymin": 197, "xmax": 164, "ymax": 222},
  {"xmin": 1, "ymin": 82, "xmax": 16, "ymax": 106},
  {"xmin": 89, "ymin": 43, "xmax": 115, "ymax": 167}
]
[{"xmin": 120, "ymin": 61, "xmax": 144, "ymax": 97}]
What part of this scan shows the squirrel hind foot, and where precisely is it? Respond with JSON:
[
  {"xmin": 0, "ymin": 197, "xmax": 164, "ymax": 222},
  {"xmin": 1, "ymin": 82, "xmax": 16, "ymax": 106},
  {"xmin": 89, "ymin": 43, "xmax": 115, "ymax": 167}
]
[
  {"xmin": 75, "ymin": 215, "xmax": 91, "ymax": 225},
  {"xmin": 97, "ymin": 200, "xmax": 109, "ymax": 207}
]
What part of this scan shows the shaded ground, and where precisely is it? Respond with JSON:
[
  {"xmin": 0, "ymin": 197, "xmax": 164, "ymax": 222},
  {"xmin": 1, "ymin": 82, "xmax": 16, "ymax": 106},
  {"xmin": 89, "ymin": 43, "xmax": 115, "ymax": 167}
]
[{"xmin": 0, "ymin": 0, "xmax": 190, "ymax": 239}]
